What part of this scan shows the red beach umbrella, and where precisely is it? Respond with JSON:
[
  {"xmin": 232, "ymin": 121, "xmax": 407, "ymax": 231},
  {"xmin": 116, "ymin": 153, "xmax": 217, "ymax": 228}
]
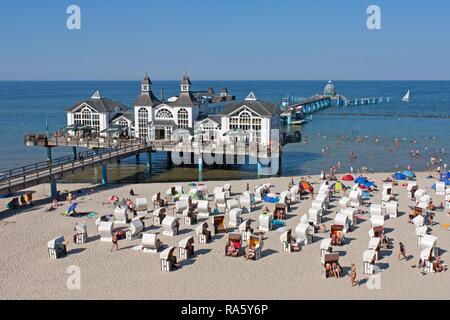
[{"xmin": 342, "ymin": 174, "xmax": 354, "ymax": 182}]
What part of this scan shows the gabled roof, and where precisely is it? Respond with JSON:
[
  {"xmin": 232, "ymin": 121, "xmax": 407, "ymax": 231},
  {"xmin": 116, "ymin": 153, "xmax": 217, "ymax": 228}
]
[
  {"xmin": 221, "ymin": 100, "xmax": 279, "ymax": 117},
  {"xmin": 66, "ymin": 91, "xmax": 128, "ymax": 113},
  {"xmin": 169, "ymin": 92, "xmax": 201, "ymax": 108},
  {"xmin": 195, "ymin": 114, "xmax": 222, "ymax": 125},
  {"xmin": 110, "ymin": 113, "xmax": 135, "ymax": 124}
]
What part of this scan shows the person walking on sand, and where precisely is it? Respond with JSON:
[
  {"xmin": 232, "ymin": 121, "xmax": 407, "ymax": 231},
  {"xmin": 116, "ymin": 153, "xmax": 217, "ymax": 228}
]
[
  {"xmin": 398, "ymin": 242, "xmax": 407, "ymax": 260},
  {"xmin": 350, "ymin": 263, "xmax": 357, "ymax": 287},
  {"xmin": 111, "ymin": 232, "xmax": 119, "ymax": 252}
]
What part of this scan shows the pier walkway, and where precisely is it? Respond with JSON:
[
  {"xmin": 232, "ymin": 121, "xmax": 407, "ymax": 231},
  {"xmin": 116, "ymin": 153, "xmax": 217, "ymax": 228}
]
[{"xmin": 280, "ymin": 96, "xmax": 332, "ymax": 124}]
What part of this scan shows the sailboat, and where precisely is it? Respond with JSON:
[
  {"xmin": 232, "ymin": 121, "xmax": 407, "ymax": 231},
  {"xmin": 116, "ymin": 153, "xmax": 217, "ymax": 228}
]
[{"xmin": 402, "ymin": 90, "xmax": 410, "ymax": 102}]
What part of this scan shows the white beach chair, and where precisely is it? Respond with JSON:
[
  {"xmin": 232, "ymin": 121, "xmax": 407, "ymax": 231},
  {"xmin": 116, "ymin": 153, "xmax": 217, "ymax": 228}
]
[
  {"xmin": 114, "ymin": 206, "xmax": 130, "ymax": 225},
  {"xmin": 295, "ymin": 223, "xmax": 313, "ymax": 245},
  {"xmin": 254, "ymin": 186, "xmax": 264, "ymax": 203},
  {"xmin": 195, "ymin": 222, "xmax": 211, "ymax": 244},
  {"xmin": 320, "ymin": 238, "xmax": 333, "ymax": 257},
  {"xmin": 363, "ymin": 250, "xmax": 377, "ymax": 274},
  {"xmin": 413, "ymin": 215, "xmax": 424, "ymax": 228},
  {"xmin": 419, "ymin": 194, "xmax": 431, "ymax": 205},
  {"xmin": 386, "ymin": 201, "xmax": 398, "ymax": 219},
  {"xmin": 152, "ymin": 207, "xmax": 166, "ymax": 225},
  {"xmin": 178, "ymin": 236, "xmax": 195, "ymax": 260},
  {"xmin": 239, "ymin": 220, "xmax": 252, "ymax": 241},
  {"xmin": 126, "ymin": 219, "xmax": 144, "ymax": 240},
  {"xmin": 226, "ymin": 199, "xmax": 239, "ymax": 214},
  {"xmin": 280, "ymin": 229, "xmax": 301, "ymax": 253},
  {"xmin": 197, "ymin": 200, "xmax": 210, "ymax": 218},
  {"xmin": 215, "ymin": 192, "xmax": 227, "ymax": 213},
  {"xmin": 258, "ymin": 213, "xmax": 273, "ymax": 232},
  {"xmin": 315, "ymin": 193, "xmax": 329, "ymax": 209},
  {"xmin": 369, "ymin": 204, "xmax": 383, "ymax": 218},
  {"xmin": 368, "ymin": 237, "xmax": 381, "ymax": 260},
  {"xmin": 162, "ymin": 216, "xmax": 179, "ymax": 236},
  {"xmin": 179, "ymin": 194, "xmax": 192, "ymax": 203},
  {"xmin": 334, "ymin": 212, "xmax": 351, "ymax": 234},
  {"xmin": 343, "ymin": 207, "xmax": 358, "ymax": 225},
  {"xmin": 74, "ymin": 223, "xmax": 87, "ymax": 244},
  {"xmin": 420, "ymin": 235, "xmax": 438, "ymax": 273},
  {"xmin": 311, "ymin": 199, "xmax": 326, "ymax": 212},
  {"xmin": 435, "ymin": 182, "xmax": 446, "ymax": 195},
  {"xmin": 151, "ymin": 192, "xmax": 161, "ymax": 208},
  {"xmin": 229, "ymin": 208, "xmax": 243, "ymax": 227},
  {"xmin": 174, "ymin": 185, "xmax": 183, "ymax": 195},
  {"xmin": 349, "ymin": 189, "xmax": 362, "ymax": 207},
  {"xmin": 160, "ymin": 247, "xmax": 176, "ymax": 272},
  {"xmin": 99, "ymin": 221, "xmax": 114, "ymax": 242},
  {"xmin": 239, "ymin": 193, "xmax": 253, "ymax": 213},
  {"xmin": 289, "ymin": 185, "xmax": 300, "ymax": 202},
  {"xmin": 415, "ymin": 226, "xmax": 428, "ymax": 246},
  {"xmin": 48, "ymin": 236, "xmax": 67, "ymax": 260},
  {"xmin": 223, "ymin": 184, "xmax": 232, "ymax": 197},
  {"xmin": 369, "ymin": 216, "xmax": 385, "ymax": 238},
  {"xmin": 308, "ymin": 207, "xmax": 322, "ymax": 226},
  {"xmin": 339, "ymin": 197, "xmax": 351, "ymax": 212},
  {"xmin": 407, "ymin": 182, "xmax": 418, "ymax": 200},
  {"xmin": 182, "ymin": 207, "xmax": 197, "ymax": 225},
  {"xmin": 175, "ymin": 200, "xmax": 189, "ymax": 214},
  {"xmin": 135, "ymin": 197, "xmax": 148, "ymax": 215},
  {"xmin": 414, "ymin": 189, "xmax": 426, "ymax": 201},
  {"xmin": 142, "ymin": 233, "xmax": 162, "ymax": 253}
]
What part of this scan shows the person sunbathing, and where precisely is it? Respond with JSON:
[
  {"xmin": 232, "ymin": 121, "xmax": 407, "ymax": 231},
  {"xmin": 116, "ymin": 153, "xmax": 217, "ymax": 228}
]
[
  {"xmin": 331, "ymin": 233, "xmax": 338, "ymax": 246},
  {"xmin": 332, "ymin": 262, "xmax": 342, "ymax": 278},
  {"xmin": 427, "ymin": 201, "xmax": 437, "ymax": 211},
  {"xmin": 325, "ymin": 263, "xmax": 332, "ymax": 277},
  {"xmin": 434, "ymin": 256, "xmax": 447, "ymax": 272},
  {"xmin": 226, "ymin": 241, "xmax": 239, "ymax": 257},
  {"xmin": 290, "ymin": 239, "xmax": 301, "ymax": 252}
]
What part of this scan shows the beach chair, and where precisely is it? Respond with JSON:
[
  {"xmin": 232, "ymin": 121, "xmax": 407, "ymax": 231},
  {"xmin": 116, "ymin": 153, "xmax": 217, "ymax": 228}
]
[
  {"xmin": 229, "ymin": 208, "xmax": 243, "ymax": 227},
  {"xmin": 343, "ymin": 207, "xmax": 358, "ymax": 225},
  {"xmin": 363, "ymin": 250, "xmax": 377, "ymax": 274},
  {"xmin": 160, "ymin": 247, "xmax": 177, "ymax": 272},
  {"xmin": 166, "ymin": 186, "xmax": 176, "ymax": 197},
  {"xmin": 179, "ymin": 194, "xmax": 192, "ymax": 204},
  {"xmin": 215, "ymin": 192, "xmax": 227, "ymax": 213},
  {"xmin": 135, "ymin": 197, "xmax": 148, "ymax": 215},
  {"xmin": 224, "ymin": 184, "xmax": 232, "ymax": 197},
  {"xmin": 316, "ymin": 237, "xmax": 332, "ymax": 257},
  {"xmin": 152, "ymin": 207, "xmax": 166, "ymax": 225},
  {"xmin": 197, "ymin": 200, "xmax": 210, "ymax": 218},
  {"xmin": 48, "ymin": 236, "xmax": 67, "ymax": 260},
  {"xmin": 368, "ymin": 237, "xmax": 381, "ymax": 260},
  {"xmin": 414, "ymin": 189, "xmax": 426, "ymax": 201},
  {"xmin": 182, "ymin": 206, "xmax": 197, "ymax": 225},
  {"xmin": 280, "ymin": 229, "xmax": 299, "ymax": 253},
  {"xmin": 308, "ymin": 207, "xmax": 322, "ymax": 226},
  {"xmin": 99, "ymin": 221, "xmax": 114, "ymax": 242},
  {"xmin": 151, "ymin": 192, "xmax": 161, "ymax": 209},
  {"xmin": 247, "ymin": 234, "xmax": 263, "ymax": 260},
  {"xmin": 175, "ymin": 200, "xmax": 189, "ymax": 214},
  {"xmin": 254, "ymin": 186, "xmax": 264, "ymax": 203},
  {"xmin": 349, "ymin": 189, "xmax": 362, "ymax": 207},
  {"xmin": 74, "ymin": 223, "xmax": 88, "ymax": 244},
  {"xmin": 339, "ymin": 197, "xmax": 351, "ymax": 213},
  {"xmin": 412, "ymin": 215, "xmax": 424, "ymax": 228},
  {"xmin": 258, "ymin": 213, "xmax": 273, "ymax": 232},
  {"xmin": 213, "ymin": 187, "xmax": 224, "ymax": 195},
  {"xmin": 419, "ymin": 194, "xmax": 431, "ymax": 205},
  {"xmin": 162, "ymin": 216, "xmax": 179, "ymax": 236},
  {"xmin": 175, "ymin": 185, "xmax": 183, "ymax": 195},
  {"xmin": 295, "ymin": 223, "xmax": 314, "ymax": 245},
  {"xmin": 239, "ymin": 220, "xmax": 253, "ymax": 241},
  {"xmin": 211, "ymin": 215, "xmax": 227, "ymax": 235},
  {"xmin": 274, "ymin": 203, "xmax": 287, "ymax": 220},
  {"xmin": 370, "ymin": 204, "xmax": 383, "ymax": 218},
  {"xmin": 435, "ymin": 182, "xmax": 446, "ymax": 196},
  {"xmin": 321, "ymin": 253, "xmax": 342, "ymax": 278},
  {"xmin": 141, "ymin": 233, "xmax": 162, "ymax": 253},
  {"xmin": 226, "ymin": 199, "xmax": 239, "ymax": 214},
  {"xmin": 335, "ymin": 213, "xmax": 351, "ymax": 234},
  {"xmin": 407, "ymin": 183, "xmax": 418, "ymax": 200},
  {"xmin": 289, "ymin": 185, "xmax": 300, "ymax": 202},
  {"xmin": 383, "ymin": 183, "xmax": 393, "ymax": 196},
  {"xmin": 239, "ymin": 193, "xmax": 253, "ymax": 213},
  {"xmin": 311, "ymin": 199, "xmax": 326, "ymax": 212},
  {"xmin": 315, "ymin": 193, "xmax": 329, "ymax": 209},
  {"xmin": 196, "ymin": 222, "xmax": 212, "ymax": 244},
  {"xmin": 114, "ymin": 206, "xmax": 130, "ymax": 224},
  {"xmin": 126, "ymin": 219, "xmax": 144, "ymax": 240},
  {"xmin": 279, "ymin": 191, "xmax": 292, "ymax": 208},
  {"xmin": 415, "ymin": 226, "xmax": 428, "ymax": 246},
  {"xmin": 225, "ymin": 233, "xmax": 243, "ymax": 257},
  {"xmin": 420, "ymin": 235, "xmax": 438, "ymax": 273},
  {"xmin": 330, "ymin": 224, "xmax": 345, "ymax": 246},
  {"xmin": 178, "ymin": 236, "xmax": 195, "ymax": 260},
  {"xmin": 318, "ymin": 182, "xmax": 330, "ymax": 196},
  {"xmin": 386, "ymin": 201, "xmax": 398, "ymax": 219}
]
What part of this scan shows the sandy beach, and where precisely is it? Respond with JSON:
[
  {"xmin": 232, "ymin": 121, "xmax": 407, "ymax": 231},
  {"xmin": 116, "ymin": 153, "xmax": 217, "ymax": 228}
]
[{"xmin": 0, "ymin": 171, "xmax": 449, "ymax": 300}]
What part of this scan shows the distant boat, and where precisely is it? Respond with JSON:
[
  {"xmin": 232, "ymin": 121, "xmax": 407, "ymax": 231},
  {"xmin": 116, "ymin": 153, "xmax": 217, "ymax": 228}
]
[{"xmin": 402, "ymin": 90, "xmax": 410, "ymax": 102}]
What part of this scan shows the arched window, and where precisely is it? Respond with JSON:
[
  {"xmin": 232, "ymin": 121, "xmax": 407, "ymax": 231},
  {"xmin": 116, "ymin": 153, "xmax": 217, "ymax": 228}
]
[
  {"xmin": 138, "ymin": 108, "xmax": 149, "ymax": 138},
  {"xmin": 156, "ymin": 109, "xmax": 173, "ymax": 119},
  {"xmin": 228, "ymin": 108, "xmax": 262, "ymax": 143},
  {"xmin": 177, "ymin": 108, "xmax": 189, "ymax": 128},
  {"xmin": 239, "ymin": 111, "xmax": 251, "ymax": 130},
  {"xmin": 74, "ymin": 106, "xmax": 100, "ymax": 132},
  {"xmin": 117, "ymin": 118, "xmax": 129, "ymax": 128}
]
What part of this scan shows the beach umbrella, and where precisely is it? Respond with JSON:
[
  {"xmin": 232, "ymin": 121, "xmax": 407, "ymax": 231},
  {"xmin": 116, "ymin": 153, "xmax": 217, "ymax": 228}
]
[
  {"xmin": 188, "ymin": 182, "xmax": 197, "ymax": 187},
  {"xmin": 355, "ymin": 177, "xmax": 368, "ymax": 184},
  {"xmin": 402, "ymin": 170, "xmax": 416, "ymax": 179},
  {"xmin": 342, "ymin": 174, "xmax": 354, "ymax": 182},
  {"xmin": 394, "ymin": 172, "xmax": 407, "ymax": 180}
]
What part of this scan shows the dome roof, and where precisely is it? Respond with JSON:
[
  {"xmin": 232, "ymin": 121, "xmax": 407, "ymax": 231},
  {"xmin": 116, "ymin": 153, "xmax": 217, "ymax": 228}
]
[{"xmin": 323, "ymin": 80, "xmax": 336, "ymax": 96}]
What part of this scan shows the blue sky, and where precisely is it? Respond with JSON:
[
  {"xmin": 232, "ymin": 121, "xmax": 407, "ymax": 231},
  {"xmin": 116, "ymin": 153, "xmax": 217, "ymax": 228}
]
[{"xmin": 0, "ymin": 0, "xmax": 449, "ymax": 80}]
